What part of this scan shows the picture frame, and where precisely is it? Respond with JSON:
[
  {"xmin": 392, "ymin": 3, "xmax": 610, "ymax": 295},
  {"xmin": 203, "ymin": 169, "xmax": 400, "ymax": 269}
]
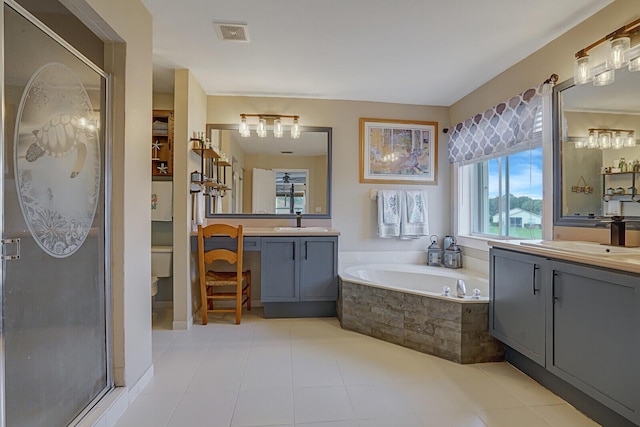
[{"xmin": 359, "ymin": 118, "xmax": 438, "ymax": 184}]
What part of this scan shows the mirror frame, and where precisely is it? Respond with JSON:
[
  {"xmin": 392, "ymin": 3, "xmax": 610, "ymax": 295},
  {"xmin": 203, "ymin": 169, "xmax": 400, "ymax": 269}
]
[
  {"xmin": 204, "ymin": 124, "xmax": 332, "ymax": 219},
  {"xmin": 553, "ymin": 78, "xmax": 640, "ymax": 229}
]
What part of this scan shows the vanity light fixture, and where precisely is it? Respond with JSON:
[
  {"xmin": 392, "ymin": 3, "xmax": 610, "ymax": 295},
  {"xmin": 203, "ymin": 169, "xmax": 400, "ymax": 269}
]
[
  {"xmin": 573, "ymin": 17, "xmax": 640, "ymax": 86},
  {"xmin": 578, "ymin": 128, "xmax": 636, "ymax": 150},
  {"xmin": 238, "ymin": 114, "xmax": 301, "ymax": 138}
]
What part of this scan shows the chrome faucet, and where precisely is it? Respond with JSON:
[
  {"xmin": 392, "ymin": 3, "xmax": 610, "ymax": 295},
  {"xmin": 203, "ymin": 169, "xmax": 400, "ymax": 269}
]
[{"xmin": 296, "ymin": 211, "xmax": 302, "ymax": 228}]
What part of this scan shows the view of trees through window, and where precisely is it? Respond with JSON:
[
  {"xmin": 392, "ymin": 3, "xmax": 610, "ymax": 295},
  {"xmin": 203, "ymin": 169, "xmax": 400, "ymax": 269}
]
[{"xmin": 473, "ymin": 147, "xmax": 543, "ymax": 239}]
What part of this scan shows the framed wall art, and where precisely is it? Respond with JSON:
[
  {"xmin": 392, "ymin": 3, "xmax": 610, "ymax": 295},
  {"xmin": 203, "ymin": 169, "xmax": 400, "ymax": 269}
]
[{"xmin": 359, "ymin": 118, "xmax": 438, "ymax": 184}]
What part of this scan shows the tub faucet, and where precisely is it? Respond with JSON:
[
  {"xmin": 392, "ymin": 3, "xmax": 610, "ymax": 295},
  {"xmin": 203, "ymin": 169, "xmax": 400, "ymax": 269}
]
[
  {"xmin": 456, "ymin": 279, "xmax": 466, "ymax": 298},
  {"xmin": 296, "ymin": 211, "xmax": 302, "ymax": 228}
]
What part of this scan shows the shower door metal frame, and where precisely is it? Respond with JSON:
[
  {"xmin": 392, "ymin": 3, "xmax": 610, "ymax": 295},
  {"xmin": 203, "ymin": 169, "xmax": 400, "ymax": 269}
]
[{"xmin": 0, "ymin": 1, "xmax": 114, "ymax": 425}]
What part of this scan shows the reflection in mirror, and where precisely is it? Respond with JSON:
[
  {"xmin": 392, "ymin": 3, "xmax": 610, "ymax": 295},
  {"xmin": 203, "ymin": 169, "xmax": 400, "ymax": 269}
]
[
  {"xmin": 205, "ymin": 124, "xmax": 331, "ymax": 218},
  {"xmin": 555, "ymin": 67, "xmax": 640, "ymax": 226}
]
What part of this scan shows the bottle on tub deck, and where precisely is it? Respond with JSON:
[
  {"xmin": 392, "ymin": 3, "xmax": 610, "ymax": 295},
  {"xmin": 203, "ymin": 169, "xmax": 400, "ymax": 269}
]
[{"xmin": 443, "ymin": 237, "xmax": 463, "ymax": 269}]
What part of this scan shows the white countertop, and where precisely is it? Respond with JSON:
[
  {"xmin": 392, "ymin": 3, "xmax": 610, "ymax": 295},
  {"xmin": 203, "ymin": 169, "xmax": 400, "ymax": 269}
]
[
  {"xmin": 243, "ymin": 227, "xmax": 340, "ymax": 236},
  {"xmin": 489, "ymin": 240, "xmax": 640, "ymax": 275}
]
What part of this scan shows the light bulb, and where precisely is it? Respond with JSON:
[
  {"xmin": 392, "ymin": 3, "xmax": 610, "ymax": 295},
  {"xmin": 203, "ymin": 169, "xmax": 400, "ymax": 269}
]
[
  {"xmin": 574, "ymin": 138, "xmax": 586, "ymax": 149},
  {"xmin": 607, "ymin": 36, "xmax": 630, "ymax": 69},
  {"xmin": 257, "ymin": 118, "xmax": 267, "ymax": 138},
  {"xmin": 628, "ymin": 44, "xmax": 640, "ymax": 72},
  {"xmin": 291, "ymin": 117, "xmax": 300, "ymax": 139},
  {"xmin": 273, "ymin": 119, "xmax": 283, "ymax": 138},
  {"xmin": 613, "ymin": 132, "xmax": 624, "ymax": 149},
  {"xmin": 239, "ymin": 115, "xmax": 250, "ymax": 137},
  {"xmin": 592, "ymin": 62, "xmax": 615, "ymax": 86},
  {"xmin": 573, "ymin": 55, "xmax": 591, "ymax": 84},
  {"xmin": 587, "ymin": 131, "xmax": 598, "ymax": 148},
  {"xmin": 626, "ymin": 131, "xmax": 636, "ymax": 147},
  {"xmin": 599, "ymin": 132, "xmax": 611, "ymax": 149}
]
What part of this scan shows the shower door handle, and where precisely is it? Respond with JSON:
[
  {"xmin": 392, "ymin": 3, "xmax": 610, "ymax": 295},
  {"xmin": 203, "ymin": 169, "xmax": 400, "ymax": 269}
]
[{"xmin": 1, "ymin": 238, "xmax": 21, "ymax": 260}]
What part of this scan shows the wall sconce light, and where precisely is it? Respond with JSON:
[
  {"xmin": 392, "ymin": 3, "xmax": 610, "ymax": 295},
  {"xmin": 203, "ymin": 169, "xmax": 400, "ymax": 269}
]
[
  {"xmin": 573, "ymin": 17, "xmax": 640, "ymax": 86},
  {"xmin": 239, "ymin": 114, "xmax": 301, "ymax": 138},
  {"xmin": 577, "ymin": 128, "xmax": 636, "ymax": 149}
]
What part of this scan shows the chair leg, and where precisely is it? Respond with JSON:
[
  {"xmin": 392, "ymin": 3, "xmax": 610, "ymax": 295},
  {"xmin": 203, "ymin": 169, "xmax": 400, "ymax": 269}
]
[
  {"xmin": 246, "ymin": 271, "xmax": 252, "ymax": 310},
  {"xmin": 201, "ymin": 287, "xmax": 208, "ymax": 326},
  {"xmin": 235, "ymin": 289, "xmax": 242, "ymax": 325}
]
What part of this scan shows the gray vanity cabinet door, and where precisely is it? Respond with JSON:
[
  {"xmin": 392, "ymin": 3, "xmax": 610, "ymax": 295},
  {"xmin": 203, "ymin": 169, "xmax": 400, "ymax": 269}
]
[
  {"xmin": 490, "ymin": 248, "xmax": 547, "ymax": 366},
  {"xmin": 300, "ymin": 237, "xmax": 338, "ymax": 301},
  {"xmin": 261, "ymin": 237, "xmax": 299, "ymax": 302},
  {"xmin": 549, "ymin": 261, "xmax": 639, "ymax": 422}
]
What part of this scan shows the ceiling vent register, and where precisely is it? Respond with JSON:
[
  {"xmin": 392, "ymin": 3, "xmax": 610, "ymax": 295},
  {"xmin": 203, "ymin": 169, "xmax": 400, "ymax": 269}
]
[{"xmin": 214, "ymin": 23, "xmax": 250, "ymax": 42}]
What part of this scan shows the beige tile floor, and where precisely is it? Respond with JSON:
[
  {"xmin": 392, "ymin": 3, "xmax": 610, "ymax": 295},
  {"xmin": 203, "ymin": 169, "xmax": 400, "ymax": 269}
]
[{"xmin": 114, "ymin": 308, "xmax": 600, "ymax": 427}]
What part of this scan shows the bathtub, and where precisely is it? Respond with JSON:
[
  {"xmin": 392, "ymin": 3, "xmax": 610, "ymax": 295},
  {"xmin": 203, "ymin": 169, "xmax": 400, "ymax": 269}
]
[
  {"xmin": 340, "ymin": 264, "xmax": 489, "ymax": 301},
  {"xmin": 338, "ymin": 264, "xmax": 504, "ymax": 364}
]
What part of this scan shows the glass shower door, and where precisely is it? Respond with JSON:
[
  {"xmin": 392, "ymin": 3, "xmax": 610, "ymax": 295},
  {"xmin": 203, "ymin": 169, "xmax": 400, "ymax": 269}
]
[{"xmin": 1, "ymin": 3, "xmax": 110, "ymax": 426}]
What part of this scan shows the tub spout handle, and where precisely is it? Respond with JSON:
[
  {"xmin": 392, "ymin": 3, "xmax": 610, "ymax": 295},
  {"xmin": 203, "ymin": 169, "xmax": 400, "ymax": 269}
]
[{"xmin": 456, "ymin": 279, "xmax": 466, "ymax": 298}]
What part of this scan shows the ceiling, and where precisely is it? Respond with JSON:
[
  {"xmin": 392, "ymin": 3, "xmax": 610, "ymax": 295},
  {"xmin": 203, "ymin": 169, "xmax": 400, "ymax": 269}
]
[{"xmin": 142, "ymin": 0, "xmax": 612, "ymax": 106}]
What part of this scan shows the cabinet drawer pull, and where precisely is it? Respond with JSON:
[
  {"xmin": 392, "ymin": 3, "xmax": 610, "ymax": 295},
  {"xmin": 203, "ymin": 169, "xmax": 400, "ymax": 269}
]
[
  {"xmin": 305, "ymin": 241, "xmax": 308, "ymax": 260},
  {"xmin": 292, "ymin": 241, "xmax": 295, "ymax": 261},
  {"xmin": 533, "ymin": 264, "xmax": 540, "ymax": 295}
]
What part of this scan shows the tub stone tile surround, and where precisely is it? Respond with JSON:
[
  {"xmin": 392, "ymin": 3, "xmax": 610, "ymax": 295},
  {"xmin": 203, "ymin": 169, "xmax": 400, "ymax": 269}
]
[{"xmin": 338, "ymin": 279, "xmax": 505, "ymax": 364}]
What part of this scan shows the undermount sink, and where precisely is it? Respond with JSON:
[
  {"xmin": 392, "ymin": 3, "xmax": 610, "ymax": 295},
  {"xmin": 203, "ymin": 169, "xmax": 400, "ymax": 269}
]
[
  {"xmin": 273, "ymin": 227, "xmax": 329, "ymax": 232},
  {"xmin": 520, "ymin": 240, "xmax": 640, "ymax": 256}
]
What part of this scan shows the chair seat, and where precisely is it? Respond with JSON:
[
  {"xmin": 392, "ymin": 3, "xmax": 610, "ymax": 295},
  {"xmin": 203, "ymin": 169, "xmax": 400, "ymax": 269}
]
[{"xmin": 206, "ymin": 270, "xmax": 250, "ymax": 287}]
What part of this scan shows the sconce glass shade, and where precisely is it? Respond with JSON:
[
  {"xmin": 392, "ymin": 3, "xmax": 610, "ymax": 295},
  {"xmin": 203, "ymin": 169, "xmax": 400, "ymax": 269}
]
[
  {"xmin": 626, "ymin": 131, "xmax": 637, "ymax": 147},
  {"xmin": 628, "ymin": 44, "xmax": 640, "ymax": 72},
  {"xmin": 592, "ymin": 63, "xmax": 615, "ymax": 86},
  {"xmin": 574, "ymin": 138, "xmax": 586, "ymax": 149},
  {"xmin": 574, "ymin": 55, "xmax": 591, "ymax": 84},
  {"xmin": 613, "ymin": 131, "xmax": 624, "ymax": 149},
  {"xmin": 273, "ymin": 119, "xmax": 283, "ymax": 138},
  {"xmin": 587, "ymin": 130, "xmax": 598, "ymax": 148},
  {"xmin": 257, "ymin": 118, "xmax": 267, "ymax": 138},
  {"xmin": 239, "ymin": 116, "xmax": 250, "ymax": 137},
  {"xmin": 607, "ymin": 36, "xmax": 630, "ymax": 69},
  {"xmin": 599, "ymin": 132, "xmax": 612, "ymax": 149},
  {"xmin": 291, "ymin": 117, "xmax": 300, "ymax": 139}
]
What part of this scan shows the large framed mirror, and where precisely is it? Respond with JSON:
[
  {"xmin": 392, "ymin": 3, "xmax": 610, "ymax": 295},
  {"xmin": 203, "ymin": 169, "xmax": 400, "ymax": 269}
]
[
  {"xmin": 204, "ymin": 124, "xmax": 332, "ymax": 219},
  {"xmin": 554, "ymin": 67, "xmax": 640, "ymax": 227}
]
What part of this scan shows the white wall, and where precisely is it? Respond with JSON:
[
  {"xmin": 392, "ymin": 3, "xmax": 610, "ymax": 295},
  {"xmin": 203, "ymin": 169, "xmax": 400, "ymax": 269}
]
[
  {"xmin": 173, "ymin": 69, "xmax": 207, "ymax": 328},
  {"xmin": 81, "ymin": 0, "xmax": 153, "ymax": 390},
  {"xmin": 206, "ymin": 96, "xmax": 451, "ymax": 251}
]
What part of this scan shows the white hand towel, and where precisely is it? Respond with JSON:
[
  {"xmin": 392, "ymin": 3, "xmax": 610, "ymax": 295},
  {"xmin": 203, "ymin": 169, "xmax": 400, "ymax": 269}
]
[
  {"xmin": 195, "ymin": 192, "xmax": 206, "ymax": 225},
  {"xmin": 401, "ymin": 190, "xmax": 429, "ymax": 239},
  {"xmin": 215, "ymin": 195, "xmax": 223, "ymax": 214},
  {"xmin": 151, "ymin": 181, "xmax": 173, "ymax": 221},
  {"xmin": 377, "ymin": 190, "xmax": 401, "ymax": 238}
]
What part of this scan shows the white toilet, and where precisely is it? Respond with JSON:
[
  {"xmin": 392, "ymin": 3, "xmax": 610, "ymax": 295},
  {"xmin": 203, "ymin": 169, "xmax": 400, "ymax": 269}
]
[{"xmin": 151, "ymin": 245, "xmax": 173, "ymax": 301}]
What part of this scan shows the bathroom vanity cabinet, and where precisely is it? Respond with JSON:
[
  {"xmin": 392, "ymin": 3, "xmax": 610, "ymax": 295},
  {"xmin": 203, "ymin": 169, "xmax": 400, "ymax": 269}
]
[
  {"xmin": 261, "ymin": 236, "xmax": 338, "ymax": 317},
  {"xmin": 490, "ymin": 247, "xmax": 640, "ymax": 425},
  {"xmin": 194, "ymin": 231, "xmax": 339, "ymax": 319},
  {"xmin": 490, "ymin": 249, "xmax": 546, "ymax": 366}
]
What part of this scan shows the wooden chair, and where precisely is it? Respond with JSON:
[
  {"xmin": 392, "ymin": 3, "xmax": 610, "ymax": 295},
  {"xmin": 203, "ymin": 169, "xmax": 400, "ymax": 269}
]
[{"xmin": 197, "ymin": 224, "xmax": 251, "ymax": 325}]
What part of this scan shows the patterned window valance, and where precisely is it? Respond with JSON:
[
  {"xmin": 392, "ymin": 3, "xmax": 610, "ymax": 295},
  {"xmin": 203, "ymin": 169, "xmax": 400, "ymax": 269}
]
[{"xmin": 448, "ymin": 83, "xmax": 552, "ymax": 164}]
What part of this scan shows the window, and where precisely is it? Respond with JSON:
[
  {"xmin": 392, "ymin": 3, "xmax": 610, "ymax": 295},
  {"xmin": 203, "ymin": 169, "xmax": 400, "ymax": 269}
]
[
  {"xmin": 469, "ymin": 147, "xmax": 543, "ymax": 239},
  {"xmin": 274, "ymin": 170, "xmax": 307, "ymax": 214}
]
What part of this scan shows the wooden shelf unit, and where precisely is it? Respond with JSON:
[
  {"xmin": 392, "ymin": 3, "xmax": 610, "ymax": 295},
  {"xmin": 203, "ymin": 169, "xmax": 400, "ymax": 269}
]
[
  {"xmin": 152, "ymin": 110, "xmax": 174, "ymax": 176},
  {"xmin": 191, "ymin": 139, "xmax": 231, "ymax": 193}
]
